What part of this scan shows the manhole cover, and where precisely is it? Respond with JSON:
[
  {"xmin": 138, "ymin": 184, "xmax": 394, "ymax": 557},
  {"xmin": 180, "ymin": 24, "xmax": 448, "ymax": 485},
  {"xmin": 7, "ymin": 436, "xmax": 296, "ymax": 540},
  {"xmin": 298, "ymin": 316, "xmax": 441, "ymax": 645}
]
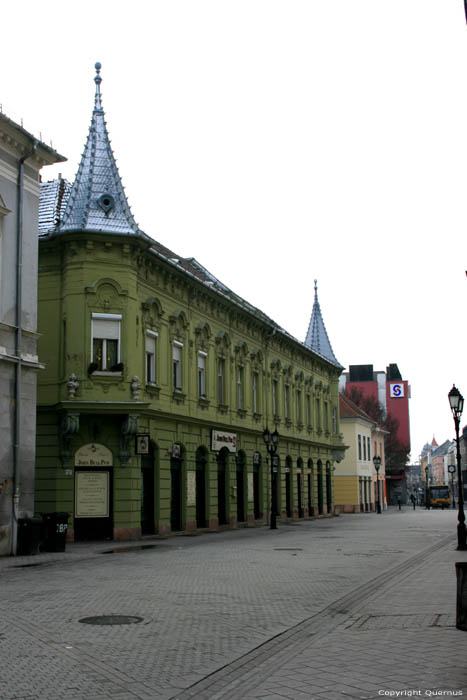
[
  {"xmin": 79, "ymin": 615, "xmax": 143, "ymax": 625},
  {"xmin": 102, "ymin": 544, "xmax": 158, "ymax": 554}
]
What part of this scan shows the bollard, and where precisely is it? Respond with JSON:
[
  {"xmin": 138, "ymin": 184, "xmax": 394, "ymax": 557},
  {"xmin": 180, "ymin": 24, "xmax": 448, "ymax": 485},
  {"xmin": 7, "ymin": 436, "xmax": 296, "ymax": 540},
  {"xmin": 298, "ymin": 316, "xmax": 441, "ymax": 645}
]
[{"xmin": 455, "ymin": 562, "xmax": 467, "ymax": 631}]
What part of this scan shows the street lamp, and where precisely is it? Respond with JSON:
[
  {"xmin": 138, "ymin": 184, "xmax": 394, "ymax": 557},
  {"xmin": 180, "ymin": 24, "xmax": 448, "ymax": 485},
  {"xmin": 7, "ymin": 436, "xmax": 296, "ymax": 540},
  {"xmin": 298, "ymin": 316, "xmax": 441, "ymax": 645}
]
[
  {"xmin": 448, "ymin": 385, "xmax": 466, "ymax": 550},
  {"xmin": 373, "ymin": 455, "xmax": 382, "ymax": 514},
  {"xmin": 263, "ymin": 427, "xmax": 279, "ymax": 530},
  {"xmin": 448, "ymin": 464, "xmax": 456, "ymax": 509}
]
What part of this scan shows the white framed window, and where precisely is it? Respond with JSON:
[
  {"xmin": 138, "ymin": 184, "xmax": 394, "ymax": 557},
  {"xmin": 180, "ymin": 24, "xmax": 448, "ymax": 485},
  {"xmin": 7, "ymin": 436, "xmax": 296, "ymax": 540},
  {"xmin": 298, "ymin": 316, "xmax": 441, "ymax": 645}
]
[
  {"xmin": 332, "ymin": 407, "xmax": 337, "ymax": 434},
  {"xmin": 218, "ymin": 357, "xmax": 225, "ymax": 404},
  {"xmin": 358, "ymin": 435, "xmax": 362, "ymax": 460},
  {"xmin": 198, "ymin": 351, "xmax": 207, "ymax": 397},
  {"xmin": 145, "ymin": 330, "xmax": 158, "ymax": 384},
  {"xmin": 306, "ymin": 394, "xmax": 311, "ymax": 426},
  {"xmin": 296, "ymin": 389, "xmax": 302, "ymax": 423},
  {"xmin": 91, "ymin": 313, "xmax": 122, "ymax": 370},
  {"xmin": 237, "ymin": 366, "xmax": 244, "ymax": 409},
  {"xmin": 284, "ymin": 384, "xmax": 290, "ymax": 419},
  {"xmin": 252, "ymin": 371, "xmax": 259, "ymax": 414},
  {"xmin": 272, "ymin": 379, "xmax": 278, "ymax": 415},
  {"xmin": 173, "ymin": 341, "xmax": 183, "ymax": 391}
]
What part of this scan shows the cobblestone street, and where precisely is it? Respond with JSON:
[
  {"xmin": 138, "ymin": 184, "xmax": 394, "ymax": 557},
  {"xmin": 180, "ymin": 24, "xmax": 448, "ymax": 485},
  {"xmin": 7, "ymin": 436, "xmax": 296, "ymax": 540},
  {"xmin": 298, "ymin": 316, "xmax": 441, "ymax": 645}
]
[{"xmin": 1, "ymin": 508, "xmax": 466, "ymax": 700}]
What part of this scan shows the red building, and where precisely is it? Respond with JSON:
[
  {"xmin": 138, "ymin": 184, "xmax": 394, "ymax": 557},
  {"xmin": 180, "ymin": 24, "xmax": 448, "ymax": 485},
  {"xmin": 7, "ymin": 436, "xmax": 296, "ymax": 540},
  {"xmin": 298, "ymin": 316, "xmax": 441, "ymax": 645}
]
[{"xmin": 339, "ymin": 364, "xmax": 411, "ymax": 504}]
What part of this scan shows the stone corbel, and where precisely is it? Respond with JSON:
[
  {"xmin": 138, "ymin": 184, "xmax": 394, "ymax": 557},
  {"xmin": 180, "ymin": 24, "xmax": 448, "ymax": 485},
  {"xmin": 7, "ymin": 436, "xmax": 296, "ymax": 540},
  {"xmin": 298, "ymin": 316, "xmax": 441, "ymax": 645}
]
[
  {"xmin": 60, "ymin": 412, "xmax": 80, "ymax": 468},
  {"xmin": 120, "ymin": 414, "xmax": 139, "ymax": 466}
]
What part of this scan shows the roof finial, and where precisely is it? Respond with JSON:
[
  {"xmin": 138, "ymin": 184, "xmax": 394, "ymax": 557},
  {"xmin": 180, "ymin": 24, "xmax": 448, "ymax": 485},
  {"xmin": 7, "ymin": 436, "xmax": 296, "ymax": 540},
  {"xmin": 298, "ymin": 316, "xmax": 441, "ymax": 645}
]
[
  {"xmin": 314, "ymin": 279, "xmax": 318, "ymax": 300},
  {"xmin": 94, "ymin": 62, "xmax": 103, "ymax": 112}
]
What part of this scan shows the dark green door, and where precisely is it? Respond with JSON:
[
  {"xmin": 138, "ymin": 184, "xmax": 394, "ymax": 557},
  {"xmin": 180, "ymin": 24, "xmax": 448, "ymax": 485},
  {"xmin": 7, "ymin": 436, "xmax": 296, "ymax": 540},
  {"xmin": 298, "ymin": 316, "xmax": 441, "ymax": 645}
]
[
  {"xmin": 217, "ymin": 451, "xmax": 227, "ymax": 525},
  {"xmin": 170, "ymin": 458, "xmax": 182, "ymax": 531},
  {"xmin": 141, "ymin": 463, "xmax": 155, "ymax": 535},
  {"xmin": 253, "ymin": 461, "xmax": 261, "ymax": 519},
  {"xmin": 236, "ymin": 457, "xmax": 245, "ymax": 523},
  {"xmin": 196, "ymin": 450, "xmax": 207, "ymax": 528}
]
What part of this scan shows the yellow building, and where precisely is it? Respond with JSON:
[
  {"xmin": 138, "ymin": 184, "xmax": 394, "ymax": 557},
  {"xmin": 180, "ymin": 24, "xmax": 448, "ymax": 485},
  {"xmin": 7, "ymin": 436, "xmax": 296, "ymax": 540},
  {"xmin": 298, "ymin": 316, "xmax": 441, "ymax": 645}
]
[{"xmin": 334, "ymin": 393, "xmax": 386, "ymax": 513}]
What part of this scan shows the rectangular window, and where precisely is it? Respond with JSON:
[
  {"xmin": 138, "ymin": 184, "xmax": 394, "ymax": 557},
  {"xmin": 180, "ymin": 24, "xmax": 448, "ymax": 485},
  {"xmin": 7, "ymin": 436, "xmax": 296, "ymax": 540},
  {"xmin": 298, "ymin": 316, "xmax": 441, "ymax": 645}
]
[
  {"xmin": 324, "ymin": 401, "xmax": 329, "ymax": 431},
  {"xmin": 367, "ymin": 437, "xmax": 371, "ymax": 461},
  {"xmin": 145, "ymin": 331, "xmax": 158, "ymax": 384},
  {"xmin": 272, "ymin": 379, "xmax": 278, "ymax": 415},
  {"xmin": 363, "ymin": 436, "xmax": 367, "ymax": 461},
  {"xmin": 332, "ymin": 407, "xmax": 337, "ymax": 434},
  {"xmin": 306, "ymin": 394, "xmax": 311, "ymax": 426},
  {"xmin": 91, "ymin": 313, "xmax": 121, "ymax": 370},
  {"xmin": 218, "ymin": 358, "xmax": 225, "ymax": 404},
  {"xmin": 358, "ymin": 435, "xmax": 362, "ymax": 460},
  {"xmin": 237, "ymin": 366, "xmax": 244, "ymax": 409},
  {"xmin": 315, "ymin": 398, "xmax": 320, "ymax": 430},
  {"xmin": 296, "ymin": 389, "xmax": 302, "ymax": 423},
  {"xmin": 284, "ymin": 385, "xmax": 290, "ymax": 419},
  {"xmin": 252, "ymin": 372, "xmax": 259, "ymax": 413},
  {"xmin": 173, "ymin": 342, "xmax": 183, "ymax": 391},
  {"xmin": 198, "ymin": 352, "xmax": 207, "ymax": 397}
]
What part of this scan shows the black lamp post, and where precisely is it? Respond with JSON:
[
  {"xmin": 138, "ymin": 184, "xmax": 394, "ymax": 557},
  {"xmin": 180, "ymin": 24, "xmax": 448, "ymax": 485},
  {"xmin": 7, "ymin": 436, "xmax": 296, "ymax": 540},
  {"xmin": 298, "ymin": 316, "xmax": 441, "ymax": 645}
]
[
  {"xmin": 448, "ymin": 464, "xmax": 456, "ymax": 509},
  {"xmin": 448, "ymin": 385, "xmax": 466, "ymax": 550},
  {"xmin": 263, "ymin": 427, "xmax": 279, "ymax": 529},
  {"xmin": 373, "ymin": 455, "xmax": 382, "ymax": 514}
]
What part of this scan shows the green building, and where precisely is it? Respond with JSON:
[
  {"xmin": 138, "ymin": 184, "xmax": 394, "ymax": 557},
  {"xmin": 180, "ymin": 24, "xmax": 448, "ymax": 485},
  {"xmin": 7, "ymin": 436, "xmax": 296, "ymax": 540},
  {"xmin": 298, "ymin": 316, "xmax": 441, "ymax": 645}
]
[{"xmin": 36, "ymin": 64, "xmax": 345, "ymax": 542}]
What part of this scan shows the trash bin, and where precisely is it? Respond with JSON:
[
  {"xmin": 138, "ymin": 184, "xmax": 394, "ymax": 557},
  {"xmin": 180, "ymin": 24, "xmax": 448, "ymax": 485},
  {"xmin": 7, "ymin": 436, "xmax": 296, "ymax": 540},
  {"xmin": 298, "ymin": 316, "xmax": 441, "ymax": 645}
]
[
  {"xmin": 41, "ymin": 512, "xmax": 69, "ymax": 552},
  {"xmin": 17, "ymin": 517, "xmax": 43, "ymax": 555},
  {"xmin": 455, "ymin": 562, "xmax": 467, "ymax": 631}
]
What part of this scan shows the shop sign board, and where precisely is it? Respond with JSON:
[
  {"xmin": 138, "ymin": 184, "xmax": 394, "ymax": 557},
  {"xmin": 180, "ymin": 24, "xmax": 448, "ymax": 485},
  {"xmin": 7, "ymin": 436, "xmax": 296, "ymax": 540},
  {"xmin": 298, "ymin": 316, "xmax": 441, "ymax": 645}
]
[
  {"xmin": 75, "ymin": 471, "xmax": 110, "ymax": 518},
  {"xmin": 75, "ymin": 443, "xmax": 113, "ymax": 467},
  {"xmin": 211, "ymin": 429, "xmax": 237, "ymax": 453}
]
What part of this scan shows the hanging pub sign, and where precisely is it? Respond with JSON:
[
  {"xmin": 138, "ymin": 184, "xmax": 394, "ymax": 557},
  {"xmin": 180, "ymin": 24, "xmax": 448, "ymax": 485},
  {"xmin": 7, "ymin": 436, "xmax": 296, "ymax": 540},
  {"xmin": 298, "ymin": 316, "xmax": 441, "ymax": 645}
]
[
  {"xmin": 135, "ymin": 434, "xmax": 150, "ymax": 455},
  {"xmin": 171, "ymin": 443, "xmax": 182, "ymax": 459},
  {"xmin": 74, "ymin": 443, "xmax": 113, "ymax": 467},
  {"xmin": 211, "ymin": 429, "xmax": 237, "ymax": 453}
]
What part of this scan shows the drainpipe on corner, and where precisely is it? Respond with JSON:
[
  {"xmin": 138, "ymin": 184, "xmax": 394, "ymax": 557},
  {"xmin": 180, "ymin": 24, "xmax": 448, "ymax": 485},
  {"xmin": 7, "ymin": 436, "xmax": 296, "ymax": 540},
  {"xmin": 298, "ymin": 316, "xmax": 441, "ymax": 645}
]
[{"xmin": 11, "ymin": 139, "xmax": 38, "ymax": 556}]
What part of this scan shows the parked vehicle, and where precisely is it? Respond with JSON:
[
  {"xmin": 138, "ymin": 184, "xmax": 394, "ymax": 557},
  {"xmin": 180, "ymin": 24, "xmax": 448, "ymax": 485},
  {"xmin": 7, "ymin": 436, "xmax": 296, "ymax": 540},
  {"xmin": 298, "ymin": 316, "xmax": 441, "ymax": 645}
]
[{"xmin": 428, "ymin": 485, "xmax": 451, "ymax": 509}]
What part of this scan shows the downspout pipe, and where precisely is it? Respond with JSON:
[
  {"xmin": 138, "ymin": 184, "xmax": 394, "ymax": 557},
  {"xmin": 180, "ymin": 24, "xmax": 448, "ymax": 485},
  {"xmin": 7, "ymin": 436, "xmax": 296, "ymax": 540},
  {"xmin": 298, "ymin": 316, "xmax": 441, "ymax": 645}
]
[{"xmin": 12, "ymin": 139, "xmax": 38, "ymax": 556}]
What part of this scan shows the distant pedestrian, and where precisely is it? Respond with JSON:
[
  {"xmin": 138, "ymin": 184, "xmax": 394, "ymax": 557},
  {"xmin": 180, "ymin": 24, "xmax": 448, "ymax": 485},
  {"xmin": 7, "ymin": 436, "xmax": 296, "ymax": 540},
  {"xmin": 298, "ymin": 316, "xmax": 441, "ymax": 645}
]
[
  {"xmin": 397, "ymin": 497, "xmax": 402, "ymax": 510},
  {"xmin": 410, "ymin": 493, "xmax": 416, "ymax": 510}
]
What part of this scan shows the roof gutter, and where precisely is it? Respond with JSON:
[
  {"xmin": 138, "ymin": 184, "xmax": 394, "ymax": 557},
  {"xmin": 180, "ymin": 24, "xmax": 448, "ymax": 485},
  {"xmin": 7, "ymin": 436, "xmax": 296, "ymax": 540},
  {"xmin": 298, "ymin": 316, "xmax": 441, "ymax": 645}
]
[{"xmin": 12, "ymin": 139, "xmax": 38, "ymax": 555}]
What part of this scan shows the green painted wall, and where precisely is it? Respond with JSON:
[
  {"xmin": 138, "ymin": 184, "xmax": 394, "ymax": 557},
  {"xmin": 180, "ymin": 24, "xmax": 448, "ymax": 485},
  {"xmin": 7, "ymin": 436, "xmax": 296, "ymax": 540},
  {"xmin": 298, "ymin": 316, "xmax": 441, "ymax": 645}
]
[{"xmin": 35, "ymin": 231, "xmax": 343, "ymax": 540}]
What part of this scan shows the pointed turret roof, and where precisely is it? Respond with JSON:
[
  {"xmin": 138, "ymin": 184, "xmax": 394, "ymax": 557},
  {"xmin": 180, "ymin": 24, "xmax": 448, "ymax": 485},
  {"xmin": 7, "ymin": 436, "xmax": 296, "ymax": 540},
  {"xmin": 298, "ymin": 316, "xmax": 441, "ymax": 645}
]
[
  {"xmin": 58, "ymin": 63, "xmax": 139, "ymax": 235},
  {"xmin": 304, "ymin": 280, "xmax": 340, "ymax": 367}
]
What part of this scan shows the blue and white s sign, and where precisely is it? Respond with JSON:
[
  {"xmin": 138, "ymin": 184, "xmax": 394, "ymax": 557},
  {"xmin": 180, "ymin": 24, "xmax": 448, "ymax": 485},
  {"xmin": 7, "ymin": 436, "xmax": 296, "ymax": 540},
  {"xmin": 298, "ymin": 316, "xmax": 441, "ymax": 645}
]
[{"xmin": 390, "ymin": 383, "xmax": 404, "ymax": 398}]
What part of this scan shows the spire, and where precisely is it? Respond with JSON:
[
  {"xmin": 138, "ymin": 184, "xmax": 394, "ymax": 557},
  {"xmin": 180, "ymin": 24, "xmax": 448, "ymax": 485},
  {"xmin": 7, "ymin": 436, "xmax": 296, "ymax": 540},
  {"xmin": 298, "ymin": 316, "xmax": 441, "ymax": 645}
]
[
  {"xmin": 58, "ymin": 63, "xmax": 139, "ymax": 235},
  {"xmin": 304, "ymin": 280, "xmax": 340, "ymax": 366}
]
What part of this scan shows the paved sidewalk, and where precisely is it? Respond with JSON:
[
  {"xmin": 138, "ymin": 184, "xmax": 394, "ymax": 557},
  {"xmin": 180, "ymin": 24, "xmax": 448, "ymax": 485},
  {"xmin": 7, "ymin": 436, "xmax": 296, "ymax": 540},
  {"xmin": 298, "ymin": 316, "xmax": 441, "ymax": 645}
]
[{"xmin": 0, "ymin": 507, "xmax": 466, "ymax": 700}]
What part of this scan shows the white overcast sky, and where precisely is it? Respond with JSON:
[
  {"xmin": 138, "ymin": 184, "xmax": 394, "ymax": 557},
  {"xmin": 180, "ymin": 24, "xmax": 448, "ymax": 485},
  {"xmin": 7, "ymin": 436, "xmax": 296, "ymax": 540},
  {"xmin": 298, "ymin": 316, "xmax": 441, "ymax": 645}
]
[{"xmin": 2, "ymin": 0, "xmax": 466, "ymax": 460}]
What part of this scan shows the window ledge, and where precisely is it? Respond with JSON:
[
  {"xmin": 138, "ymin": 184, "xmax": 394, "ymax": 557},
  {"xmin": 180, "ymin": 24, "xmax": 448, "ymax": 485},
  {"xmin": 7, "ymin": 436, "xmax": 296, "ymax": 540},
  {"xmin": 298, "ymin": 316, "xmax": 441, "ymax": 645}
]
[
  {"xmin": 217, "ymin": 403, "xmax": 229, "ymax": 415},
  {"xmin": 146, "ymin": 383, "xmax": 161, "ymax": 398},
  {"xmin": 172, "ymin": 390, "xmax": 186, "ymax": 404},
  {"xmin": 237, "ymin": 408, "xmax": 247, "ymax": 418},
  {"xmin": 198, "ymin": 396, "xmax": 210, "ymax": 409},
  {"xmin": 253, "ymin": 412, "xmax": 262, "ymax": 422},
  {"xmin": 91, "ymin": 371, "xmax": 123, "ymax": 378}
]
